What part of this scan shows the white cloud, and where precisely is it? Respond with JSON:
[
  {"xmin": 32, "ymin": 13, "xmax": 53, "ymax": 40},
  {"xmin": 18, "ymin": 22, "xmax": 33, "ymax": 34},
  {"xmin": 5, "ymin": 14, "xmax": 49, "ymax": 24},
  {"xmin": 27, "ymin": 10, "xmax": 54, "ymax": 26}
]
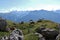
[
  {"xmin": 9, "ymin": 7, "xmax": 21, "ymax": 11},
  {"xmin": 0, "ymin": 4, "xmax": 60, "ymax": 13},
  {"xmin": 43, "ymin": 5, "xmax": 60, "ymax": 10},
  {"xmin": 0, "ymin": 10, "xmax": 9, "ymax": 13},
  {"xmin": 25, "ymin": 4, "xmax": 60, "ymax": 11},
  {"xmin": 0, "ymin": 9, "xmax": 10, "ymax": 13}
]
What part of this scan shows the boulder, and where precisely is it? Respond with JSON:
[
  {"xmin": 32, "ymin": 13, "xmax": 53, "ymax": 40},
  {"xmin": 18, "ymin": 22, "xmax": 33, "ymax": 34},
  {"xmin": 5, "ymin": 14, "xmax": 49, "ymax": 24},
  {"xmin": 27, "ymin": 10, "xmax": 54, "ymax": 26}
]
[
  {"xmin": 0, "ymin": 18, "xmax": 7, "ymax": 31},
  {"xmin": 0, "ymin": 29, "xmax": 24, "ymax": 40},
  {"xmin": 9, "ymin": 29, "xmax": 24, "ymax": 40},
  {"xmin": 56, "ymin": 34, "xmax": 60, "ymax": 40},
  {"xmin": 36, "ymin": 27, "xmax": 59, "ymax": 40}
]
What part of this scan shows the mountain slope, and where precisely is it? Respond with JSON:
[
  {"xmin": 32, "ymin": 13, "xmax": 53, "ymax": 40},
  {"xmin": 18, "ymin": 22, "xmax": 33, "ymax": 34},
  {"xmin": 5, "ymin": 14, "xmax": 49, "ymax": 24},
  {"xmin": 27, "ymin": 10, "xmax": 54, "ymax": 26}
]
[
  {"xmin": 20, "ymin": 10, "xmax": 60, "ymax": 23},
  {"xmin": 0, "ymin": 10, "xmax": 60, "ymax": 23}
]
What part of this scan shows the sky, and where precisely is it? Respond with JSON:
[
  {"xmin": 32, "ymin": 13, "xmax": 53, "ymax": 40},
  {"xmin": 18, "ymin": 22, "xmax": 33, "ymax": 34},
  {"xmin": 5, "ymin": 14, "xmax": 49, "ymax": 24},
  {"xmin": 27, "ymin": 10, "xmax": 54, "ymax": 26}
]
[{"xmin": 0, "ymin": 0, "xmax": 60, "ymax": 12}]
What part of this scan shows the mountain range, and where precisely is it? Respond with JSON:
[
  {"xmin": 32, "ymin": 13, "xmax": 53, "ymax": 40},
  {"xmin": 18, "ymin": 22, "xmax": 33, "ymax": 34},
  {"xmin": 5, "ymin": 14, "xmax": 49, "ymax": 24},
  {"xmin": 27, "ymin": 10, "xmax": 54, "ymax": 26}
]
[{"xmin": 0, "ymin": 10, "xmax": 60, "ymax": 23}]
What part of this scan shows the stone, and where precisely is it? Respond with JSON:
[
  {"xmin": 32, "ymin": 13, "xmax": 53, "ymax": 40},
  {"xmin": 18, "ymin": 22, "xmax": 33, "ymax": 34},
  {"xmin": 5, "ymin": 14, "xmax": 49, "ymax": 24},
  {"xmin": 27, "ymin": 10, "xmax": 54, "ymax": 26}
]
[
  {"xmin": 1, "ymin": 36, "xmax": 8, "ymax": 40},
  {"xmin": 0, "ymin": 29, "xmax": 24, "ymax": 40},
  {"xmin": 36, "ymin": 27, "xmax": 59, "ymax": 40},
  {"xmin": 0, "ymin": 18, "xmax": 7, "ymax": 31},
  {"xmin": 35, "ymin": 33, "xmax": 45, "ymax": 40},
  {"xmin": 9, "ymin": 29, "xmax": 24, "ymax": 40},
  {"xmin": 56, "ymin": 34, "xmax": 60, "ymax": 40}
]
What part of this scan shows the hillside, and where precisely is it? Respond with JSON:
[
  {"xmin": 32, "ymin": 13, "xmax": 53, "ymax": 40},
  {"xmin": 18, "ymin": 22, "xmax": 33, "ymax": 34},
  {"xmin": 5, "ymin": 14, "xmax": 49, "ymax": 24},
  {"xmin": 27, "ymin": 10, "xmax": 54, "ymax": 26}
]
[{"xmin": 0, "ymin": 19, "xmax": 59, "ymax": 40}]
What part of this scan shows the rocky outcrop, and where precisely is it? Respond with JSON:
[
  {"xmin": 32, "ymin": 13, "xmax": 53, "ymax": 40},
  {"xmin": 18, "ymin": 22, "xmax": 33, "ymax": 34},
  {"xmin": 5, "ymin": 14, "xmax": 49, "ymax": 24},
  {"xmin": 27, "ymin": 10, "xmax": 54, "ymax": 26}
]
[
  {"xmin": 0, "ymin": 29, "xmax": 24, "ymax": 40},
  {"xmin": 36, "ymin": 27, "xmax": 59, "ymax": 40},
  {"xmin": 0, "ymin": 27, "xmax": 60, "ymax": 40}
]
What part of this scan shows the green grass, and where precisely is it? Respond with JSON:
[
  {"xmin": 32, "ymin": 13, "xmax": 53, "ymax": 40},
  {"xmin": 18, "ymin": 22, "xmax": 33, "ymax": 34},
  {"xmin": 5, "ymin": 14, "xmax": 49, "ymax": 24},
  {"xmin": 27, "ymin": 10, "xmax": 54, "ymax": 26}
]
[
  {"xmin": 24, "ymin": 33, "xmax": 39, "ymax": 40},
  {"xmin": 0, "ymin": 20, "xmax": 59, "ymax": 40},
  {"xmin": 0, "ymin": 31, "xmax": 10, "ymax": 37}
]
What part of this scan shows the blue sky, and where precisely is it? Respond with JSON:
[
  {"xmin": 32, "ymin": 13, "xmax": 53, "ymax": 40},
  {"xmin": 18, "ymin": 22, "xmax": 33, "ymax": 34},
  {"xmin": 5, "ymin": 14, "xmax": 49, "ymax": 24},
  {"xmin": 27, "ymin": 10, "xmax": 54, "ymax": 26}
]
[{"xmin": 0, "ymin": 0, "xmax": 60, "ymax": 12}]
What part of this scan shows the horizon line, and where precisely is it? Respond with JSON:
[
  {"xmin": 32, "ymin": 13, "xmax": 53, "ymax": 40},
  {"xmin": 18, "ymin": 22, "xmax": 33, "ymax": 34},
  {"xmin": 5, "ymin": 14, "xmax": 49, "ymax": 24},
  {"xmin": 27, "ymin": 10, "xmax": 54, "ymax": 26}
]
[{"xmin": 0, "ymin": 9, "xmax": 59, "ymax": 13}]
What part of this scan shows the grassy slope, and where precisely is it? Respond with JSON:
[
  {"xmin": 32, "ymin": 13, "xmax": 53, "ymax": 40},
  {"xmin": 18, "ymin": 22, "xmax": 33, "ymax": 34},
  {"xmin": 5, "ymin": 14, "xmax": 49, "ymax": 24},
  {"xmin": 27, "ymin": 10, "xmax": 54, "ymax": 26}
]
[{"xmin": 0, "ymin": 20, "xmax": 59, "ymax": 40}]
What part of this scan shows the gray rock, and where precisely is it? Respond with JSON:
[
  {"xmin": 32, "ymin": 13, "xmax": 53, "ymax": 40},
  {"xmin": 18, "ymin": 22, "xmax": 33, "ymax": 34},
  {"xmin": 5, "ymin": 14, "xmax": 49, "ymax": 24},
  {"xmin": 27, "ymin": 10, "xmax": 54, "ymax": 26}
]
[
  {"xmin": 36, "ymin": 27, "xmax": 59, "ymax": 40},
  {"xmin": 39, "ymin": 34, "xmax": 45, "ymax": 40},
  {"xmin": 9, "ymin": 29, "xmax": 24, "ymax": 40},
  {"xmin": 0, "ymin": 18, "xmax": 7, "ymax": 31},
  {"xmin": 35, "ymin": 33, "xmax": 45, "ymax": 40},
  {"xmin": 1, "ymin": 36, "xmax": 8, "ymax": 40},
  {"xmin": 56, "ymin": 34, "xmax": 60, "ymax": 40},
  {"xmin": 0, "ymin": 29, "xmax": 24, "ymax": 40}
]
